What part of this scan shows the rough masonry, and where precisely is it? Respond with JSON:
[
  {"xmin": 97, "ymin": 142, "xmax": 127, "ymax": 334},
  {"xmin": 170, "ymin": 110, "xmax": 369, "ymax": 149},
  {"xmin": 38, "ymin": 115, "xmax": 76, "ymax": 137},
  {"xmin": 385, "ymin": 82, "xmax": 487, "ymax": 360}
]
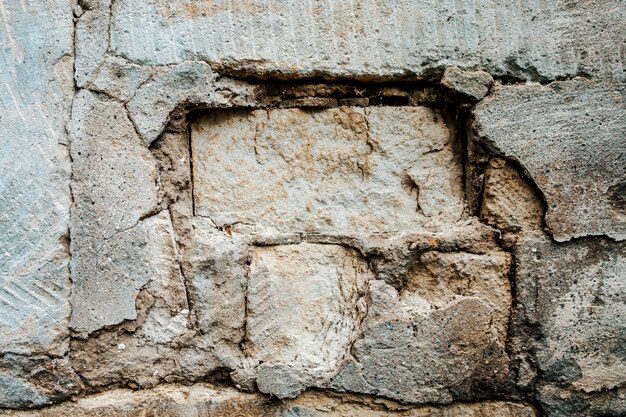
[{"xmin": 0, "ymin": 1, "xmax": 624, "ymax": 416}]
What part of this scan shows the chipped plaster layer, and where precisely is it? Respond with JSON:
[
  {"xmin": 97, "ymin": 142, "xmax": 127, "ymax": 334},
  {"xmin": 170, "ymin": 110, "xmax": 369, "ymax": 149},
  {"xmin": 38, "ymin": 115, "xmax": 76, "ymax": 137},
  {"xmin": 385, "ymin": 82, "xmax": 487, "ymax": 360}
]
[{"xmin": 473, "ymin": 79, "xmax": 626, "ymax": 242}]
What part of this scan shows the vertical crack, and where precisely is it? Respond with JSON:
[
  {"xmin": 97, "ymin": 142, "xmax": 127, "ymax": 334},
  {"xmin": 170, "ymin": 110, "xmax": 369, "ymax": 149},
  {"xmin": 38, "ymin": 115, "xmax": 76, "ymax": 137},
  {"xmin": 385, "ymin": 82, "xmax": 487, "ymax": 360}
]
[
  {"xmin": 240, "ymin": 251, "xmax": 253, "ymax": 358},
  {"xmin": 65, "ymin": 0, "xmax": 82, "ymax": 345},
  {"xmin": 167, "ymin": 205, "xmax": 194, "ymax": 317},
  {"xmin": 187, "ymin": 120, "xmax": 196, "ymax": 217}
]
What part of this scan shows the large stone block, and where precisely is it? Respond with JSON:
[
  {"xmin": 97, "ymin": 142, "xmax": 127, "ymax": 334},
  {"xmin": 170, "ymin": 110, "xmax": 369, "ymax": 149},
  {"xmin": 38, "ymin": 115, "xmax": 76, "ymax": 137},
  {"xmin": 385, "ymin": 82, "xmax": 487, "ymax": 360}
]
[
  {"xmin": 249, "ymin": 243, "xmax": 371, "ymax": 396},
  {"xmin": 331, "ymin": 248, "xmax": 512, "ymax": 404},
  {"xmin": 191, "ymin": 107, "xmax": 464, "ymax": 234},
  {"xmin": 0, "ymin": 0, "xmax": 74, "ymax": 356},
  {"xmin": 473, "ymin": 79, "xmax": 626, "ymax": 241},
  {"xmin": 108, "ymin": 0, "xmax": 624, "ymax": 81},
  {"xmin": 68, "ymin": 91, "xmax": 161, "ymax": 335},
  {"xmin": 515, "ymin": 236, "xmax": 626, "ymax": 397}
]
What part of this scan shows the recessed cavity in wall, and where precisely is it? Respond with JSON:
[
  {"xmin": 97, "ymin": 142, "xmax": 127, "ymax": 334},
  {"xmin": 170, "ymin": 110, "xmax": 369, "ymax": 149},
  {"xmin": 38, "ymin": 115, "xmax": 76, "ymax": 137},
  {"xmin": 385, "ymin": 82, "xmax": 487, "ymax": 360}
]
[{"xmin": 68, "ymin": 82, "xmax": 514, "ymax": 403}]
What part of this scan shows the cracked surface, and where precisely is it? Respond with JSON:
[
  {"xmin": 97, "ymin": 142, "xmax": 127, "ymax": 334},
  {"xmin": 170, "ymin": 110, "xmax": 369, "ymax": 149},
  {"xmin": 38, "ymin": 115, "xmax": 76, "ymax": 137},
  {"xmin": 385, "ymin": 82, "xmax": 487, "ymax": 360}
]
[
  {"xmin": 191, "ymin": 107, "xmax": 464, "ymax": 234},
  {"xmin": 1, "ymin": 1, "xmax": 624, "ymax": 416},
  {"xmin": 473, "ymin": 79, "xmax": 626, "ymax": 242}
]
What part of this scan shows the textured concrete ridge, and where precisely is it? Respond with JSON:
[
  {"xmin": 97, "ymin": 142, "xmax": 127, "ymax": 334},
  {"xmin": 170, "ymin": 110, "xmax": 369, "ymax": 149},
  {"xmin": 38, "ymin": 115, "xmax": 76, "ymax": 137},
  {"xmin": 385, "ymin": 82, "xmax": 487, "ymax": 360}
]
[{"xmin": 1, "ymin": 0, "xmax": 625, "ymax": 416}]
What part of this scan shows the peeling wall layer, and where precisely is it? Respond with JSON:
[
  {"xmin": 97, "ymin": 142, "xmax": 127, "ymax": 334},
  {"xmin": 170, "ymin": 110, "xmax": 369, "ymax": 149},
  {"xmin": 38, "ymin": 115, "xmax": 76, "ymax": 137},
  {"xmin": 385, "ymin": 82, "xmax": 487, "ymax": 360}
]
[
  {"xmin": 473, "ymin": 79, "xmax": 626, "ymax": 241},
  {"xmin": 1, "ymin": 0, "xmax": 625, "ymax": 416}
]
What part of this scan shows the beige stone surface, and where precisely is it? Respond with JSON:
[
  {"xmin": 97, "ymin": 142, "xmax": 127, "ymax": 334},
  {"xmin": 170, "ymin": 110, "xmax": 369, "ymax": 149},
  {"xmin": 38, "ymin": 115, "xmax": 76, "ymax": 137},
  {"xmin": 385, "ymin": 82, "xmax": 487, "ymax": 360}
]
[
  {"xmin": 192, "ymin": 107, "xmax": 464, "ymax": 234},
  {"xmin": 0, "ymin": 384, "xmax": 537, "ymax": 417},
  {"xmin": 248, "ymin": 243, "xmax": 371, "ymax": 397},
  {"xmin": 406, "ymin": 250, "xmax": 512, "ymax": 337},
  {"xmin": 480, "ymin": 158, "xmax": 544, "ymax": 235}
]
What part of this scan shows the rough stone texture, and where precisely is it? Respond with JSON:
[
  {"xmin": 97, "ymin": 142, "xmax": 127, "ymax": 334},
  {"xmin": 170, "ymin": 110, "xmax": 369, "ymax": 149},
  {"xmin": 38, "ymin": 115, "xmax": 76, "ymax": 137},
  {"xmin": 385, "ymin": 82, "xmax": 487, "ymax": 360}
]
[
  {"xmin": 0, "ymin": 355, "xmax": 82, "ymax": 410},
  {"xmin": 107, "ymin": 0, "xmax": 624, "ymax": 82},
  {"xmin": 515, "ymin": 235, "xmax": 626, "ymax": 414},
  {"xmin": 536, "ymin": 384, "xmax": 626, "ymax": 417},
  {"xmin": 2, "ymin": 0, "xmax": 625, "ymax": 415},
  {"xmin": 0, "ymin": 384, "xmax": 538, "ymax": 417},
  {"xmin": 192, "ymin": 107, "xmax": 465, "ymax": 234},
  {"xmin": 405, "ymin": 250, "xmax": 511, "ymax": 337},
  {"xmin": 331, "ymin": 265, "xmax": 511, "ymax": 404},
  {"xmin": 68, "ymin": 210, "xmax": 194, "ymax": 389},
  {"xmin": 68, "ymin": 90, "xmax": 161, "ymax": 336},
  {"xmin": 187, "ymin": 108, "xmax": 509, "ymax": 402},
  {"xmin": 480, "ymin": 158, "xmax": 544, "ymax": 236},
  {"xmin": 249, "ymin": 243, "xmax": 370, "ymax": 397},
  {"xmin": 473, "ymin": 79, "xmax": 626, "ymax": 241},
  {"xmin": 441, "ymin": 67, "xmax": 493, "ymax": 101},
  {"xmin": 0, "ymin": 0, "xmax": 73, "ymax": 356}
]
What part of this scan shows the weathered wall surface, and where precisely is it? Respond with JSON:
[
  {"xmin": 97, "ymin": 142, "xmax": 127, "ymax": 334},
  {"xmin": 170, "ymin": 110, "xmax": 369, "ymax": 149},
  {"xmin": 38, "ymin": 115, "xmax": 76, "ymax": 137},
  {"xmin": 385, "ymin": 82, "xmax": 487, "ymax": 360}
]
[{"xmin": 1, "ymin": 1, "xmax": 624, "ymax": 416}]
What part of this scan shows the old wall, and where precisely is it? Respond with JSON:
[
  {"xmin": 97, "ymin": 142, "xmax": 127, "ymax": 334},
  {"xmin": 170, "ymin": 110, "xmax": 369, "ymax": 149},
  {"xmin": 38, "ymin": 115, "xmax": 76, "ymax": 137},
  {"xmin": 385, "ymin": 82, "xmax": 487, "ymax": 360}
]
[{"xmin": 0, "ymin": 1, "xmax": 624, "ymax": 416}]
